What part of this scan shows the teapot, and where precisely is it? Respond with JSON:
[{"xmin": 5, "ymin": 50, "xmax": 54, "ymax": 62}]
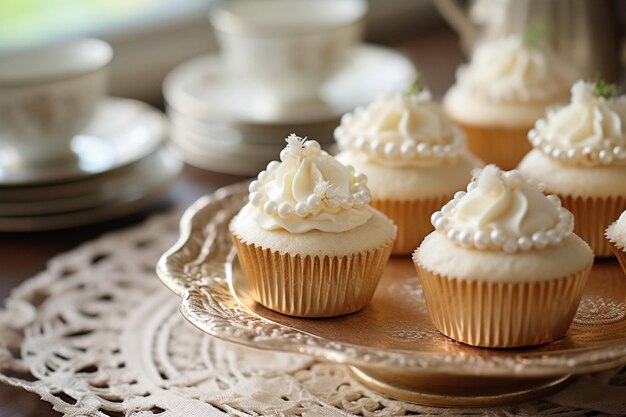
[{"xmin": 434, "ymin": 0, "xmax": 622, "ymax": 81}]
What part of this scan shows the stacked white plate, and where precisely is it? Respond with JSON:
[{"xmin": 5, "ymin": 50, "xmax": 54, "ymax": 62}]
[
  {"xmin": 0, "ymin": 98, "xmax": 182, "ymax": 231},
  {"xmin": 164, "ymin": 44, "xmax": 417, "ymax": 175}
]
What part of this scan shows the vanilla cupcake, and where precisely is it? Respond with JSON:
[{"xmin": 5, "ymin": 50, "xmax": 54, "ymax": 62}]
[
  {"xmin": 414, "ymin": 165, "xmax": 593, "ymax": 348},
  {"xmin": 334, "ymin": 87, "xmax": 479, "ymax": 255},
  {"xmin": 444, "ymin": 34, "xmax": 574, "ymax": 170},
  {"xmin": 606, "ymin": 211, "xmax": 626, "ymax": 272},
  {"xmin": 230, "ymin": 134, "xmax": 396, "ymax": 318},
  {"xmin": 518, "ymin": 80, "xmax": 626, "ymax": 257}
]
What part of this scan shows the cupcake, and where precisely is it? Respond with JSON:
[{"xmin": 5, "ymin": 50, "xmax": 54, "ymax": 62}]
[
  {"xmin": 606, "ymin": 210, "xmax": 626, "ymax": 272},
  {"xmin": 334, "ymin": 85, "xmax": 480, "ymax": 255},
  {"xmin": 444, "ymin": 34, "xmax": 574, "ymax": 170},
  {"xmin": 413, "ymin": 165, "xmax": 593, "ymax": 348},
  {"xmin": 230, "ymin": 134, "xmax": 396, "ymax": 318},
  {"xmin": 518, "ymin": 80, "xmax": 626, "ymax": 257}
]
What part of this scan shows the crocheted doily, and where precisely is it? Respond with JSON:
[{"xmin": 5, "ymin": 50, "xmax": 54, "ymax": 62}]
[{"xmin": 0, "ymin": 211, "xmax": 625, "ymax": 416}]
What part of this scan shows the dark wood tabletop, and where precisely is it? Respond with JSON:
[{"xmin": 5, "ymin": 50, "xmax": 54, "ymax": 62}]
[{"xmin": 0, "ymin": 26, "xmax": 464, "ymax": 416}]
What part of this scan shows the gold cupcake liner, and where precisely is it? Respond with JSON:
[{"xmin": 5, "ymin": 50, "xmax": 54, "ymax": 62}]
[
  {"xmin": 610, "ymin": 242, "xmax": 626, "ymax": 276},
  {"xmin": 413, "ymin": 259, "xmax": 592, "ymax": 348},
  {"xmin": 231, "ymin": 232, "xmax": 394, "ymax": 318},
  {"xmin": 452, "ymin": 119, "xmax": 531, "ymax": 170},
  {"xmin": 370, "ymin": 196, "xmax": 451, "ymax": 256},
  {"xmin": 560, "ymin": 195, "xmax": 626, "ymax": 257}
]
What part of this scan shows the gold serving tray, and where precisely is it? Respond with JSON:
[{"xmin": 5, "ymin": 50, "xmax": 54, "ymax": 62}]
[{"xmin": 157, "ymin": 183, "xmax": 626, "ymax": 406}]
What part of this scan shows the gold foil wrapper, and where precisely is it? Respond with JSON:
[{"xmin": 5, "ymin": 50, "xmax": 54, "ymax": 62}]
[
  {"xmin": 451, "ymin": 119, "xmax": 531, "ymax": 170},
  {"xmin": 370, "ymin": 196, "xmax": 450, "ymax": 256},
  {"xmin": 560, "ymin": 195, "xmax": 626, "ymax": 257},
  {"xmin": 610, "ymin": 242, "xmax": 626, "ymax": 276},
  {"xmin": 413, "ymin": 259, "xmax": 592, "ymax": 348},
  {"xmin": 231, "ymin": 232, "xmax": 394, "ymax": 318}
]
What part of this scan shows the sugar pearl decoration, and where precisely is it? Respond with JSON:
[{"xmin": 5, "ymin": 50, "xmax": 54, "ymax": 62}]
[
  {"xmin": 295, "ymin": 202, "xmax": 309, "ymax": 217},
  {"xmin": 307, "ymin": 194, "xmax": 322, "ymax": 210},
  {"xmin": 249, "ymin": 192, "xmax": 263, "ymax": 207},
  {"xmin": 528, "ymin": 123, "xmax": 626, "ymax": 167},
  {"xmin": 277, "ymin": 202, "xmax": 293, "ymax": 218},
  {"xmin": 263, "ymin": 201, "xmax": 277, "ymax": 215},
  {"xmin": 430, "ymin": 169, "xmax": 574, "ymax": 253}
]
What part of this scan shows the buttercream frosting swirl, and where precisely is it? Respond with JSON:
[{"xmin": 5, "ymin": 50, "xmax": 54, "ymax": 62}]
[
  {"xmin": 248, "ymin": 134, "xmax": 373, "ymax": 233},
  {"xmin": 528, "ymin": 80, "xmax": 626, "ymax": 166},
  {"xmin": 431, "ymin": 165, "xmax": 574, "ymax": 253},
  {"xmin": 454, "ymin": 35, "xmax": 572, "ymax": 104},
  {"xmin": 334, "ymin": 90, "xmax": 466, "ymax": 167}
]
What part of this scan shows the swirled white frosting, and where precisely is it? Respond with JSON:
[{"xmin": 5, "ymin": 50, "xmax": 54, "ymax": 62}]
[
  {"xmin": 431, "ymin": 165, "xmax": 574, "ymax": 253},
  {"xmin": 528, "ymin": 80, "xmax": 626, "ymax": 166},
  {"xmin": 454, "ymin": 35, "xmax": 571, "ymax": 105},
  {"xmin": 606, "ymin": 210, "xmax": 626, "ymax": 250},
  {"xmin": 248, "ymin": 135, "xmax": 373, "ymax": 233},
  {"xmin": 334, "ymin": 90, "xmax": 466, "ymax": 167}
]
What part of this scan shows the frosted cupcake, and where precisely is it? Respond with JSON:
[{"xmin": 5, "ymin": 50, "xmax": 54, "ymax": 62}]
[
  {"xmin": 230, "ymin": 134, "xmax": 396, "ymax": 318},
  {"xmin": 414, "ymin": 165, "xmax": 593, "ymax": 348},
  {"xmin": 606, "ymin": 211, "xmax": 626, "ymax": 273},
  {"xmin": 444, "ymin": 34, "xmax": 573, "ymax": 170},
  {"xmin": 334, "ymin": 85, "xmax": 479, "ymax": 255},
  {"xmin": 518, "ymin": 80, "xmax": 626, "ymax": 257}
]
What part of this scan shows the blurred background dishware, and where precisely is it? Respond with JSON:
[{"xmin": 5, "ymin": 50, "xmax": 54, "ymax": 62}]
[
  {"xmin": 434, "ymin": 0, "xmax": 622, "ymax": 81},
  {"xmin": 0, "ymin": 38, "xmax": 112, "ymax": 166},
  {"xmin": 0, "ymin": 38, "xmax": 182, "ymax": 231},
  {"xmin": 166, "ymin": 1, "xmax": 417, "ymax": 176}
]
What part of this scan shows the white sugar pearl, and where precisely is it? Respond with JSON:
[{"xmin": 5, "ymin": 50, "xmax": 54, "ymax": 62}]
[
  {"xmin": 518, "ymin": 236, "xmax": 533, "ymax": 251},
  {"xmin": 384, "ymin": 143, "xmax": 400, "ymax": 158},
  {"xmin": 532, "ymin": 231, "xmax": 548, "ymax": 249},
  {"xmin": 249, "ymin": 192, "xmax": 263, "ymax": 207},
  {"xmin": 277, "ymin": 203, "xmax": 293, "ymax": 218},
  {"xmin": 431, "ymin": 211, "xmax": 443, "ymax": 226},
  {"xmin": 454, "ymin": 191, "xmax": 466, "ymax": 200},
  {"xmin": 551, "ymin": 148, "xmax": 563, "ymax": 160},
  {"xmin": 248, "ymin": 180, "xmax": 262, "ymax": 192},
  {"xmin": 257, "ymin": 170, "xmax": 268, "ymax": 181},
  {"xmin": 434, "ymin": 217, "xmax": 450, "ymax": 231},
  {"xmin": 266, "ymin": 161, "xmax": 280, "ymax": 172},
  {"xmin": 503, "ymin": 240, "xmax": 518, "ymax": 253},
  {"xmin": 355, "ymin": 137, "xmax": 366, "ymax": 150},
  {"xmin": 340, "ymin": 113, "xmax": 353, "ymax": 125},
  {"xmin": 467, "ymin": 181, "xmax": 478, "ymax": 192},
  {"xmin": 305, "ymin": 140, "xmax": 321, "ymax": 155},
  {"xmin": 546, "ymin": 229, "xmax": 562, "ymax": 245},
  {"xmin": 295, "ymin": 202, "xmax": 309, "ymax": 217},
  {"xmin": 447, "ymin": 229, "xmax": 458, "ymax": 241},
  {"xmin": 458, "ymin": 231, "xmax": 473, "ymax": 247},
  {"xmin": 356, "ymin": 173, "xmax": 368, "ymax": 183},
  {"xmin": 401, "ymin": 143, "xmax": 416, "ymax": 159},
  {"xmin": 490, "ymin": 230, "xmax": 506, "ymax": 247},
  {"xmin": 416, "ymin": 143, "xmax": 431, "ymax": 157},
  {"xmin": 280, "ymin": 149, "xmax": 290, "ymax": 161},
  {"xmin": 441, "ymin": 203, "xmax": 454, "ymax": 215},
  {"xmin": 345, "ymin": 164, "xmax": 355, "ymax": 174},
  {"xmin": 543, "ymin": 144, "xmax": 553, "ymax": 155},
  {"xmin": 432, "ymin": 145, "xmax": 443, "ymax": 156},
  {"xmin": 333, "ymin": 126, "xmax": 344, "ymax": 139},
  {"xmin": 307, "ymin": 195, "xmax": 322, "ymax": 209},
  {"xmin": 566, "ymin": 149, "xmax": 579, "ymax": 161},
  {"xmin": 340, "ymin": 197, "xmax": 353, "ymax": 209},
  {"xmin": 599, "ymin": 149, "xmax": 613, "ymax": 164},
  {"xmin": 528, "ymin": 129, "xmax": 537, "ymax": 140},
  {"xmin": 473, "ymin": 231, "xmax": 490, "ymax": 249},
  {"xmin": 263, "ymin": 201, "xmax": 277, "ymax": 215},
  {"xmin": 614, "ymin": 146, "xmax": 626, "ymax": 159},
  {"xmin": 371, "ymin": 141, "xmax": 384, "ymax": 155},
  {"xmin": 535, "ymin": 119, "xmax": 546, "ymax": 129}
]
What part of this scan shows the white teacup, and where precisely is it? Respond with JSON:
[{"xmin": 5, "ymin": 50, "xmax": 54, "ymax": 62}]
[
  {"xmin": 0, "ymin": 38, "xmax": 113, "ymax": 166},
  {"xmin": 210, "ymin": 0, "xmax": 367, "ymax": 107}
]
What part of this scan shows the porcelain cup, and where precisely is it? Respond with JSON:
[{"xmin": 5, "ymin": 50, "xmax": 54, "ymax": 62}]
[
  {"xmin": 210, "ymin": 0, "xmax": 367, "ymax": 107},
  {"xmin": 0, "ymin": 38, "xmax": 113, "ymax": 166}
]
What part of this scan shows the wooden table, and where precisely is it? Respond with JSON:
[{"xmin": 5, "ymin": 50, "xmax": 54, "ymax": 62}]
[{"xmin": 0, "ymin": 26, "xmax": 463, "ymax": 416}]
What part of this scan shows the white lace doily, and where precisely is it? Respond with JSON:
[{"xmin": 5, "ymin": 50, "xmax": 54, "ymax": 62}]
[{"xmin": 0, "ymin": 210, "xmax": 625, "ymax": 416}]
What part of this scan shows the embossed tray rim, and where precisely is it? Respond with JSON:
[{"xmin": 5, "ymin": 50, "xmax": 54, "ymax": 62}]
[{"xmin": 157, "ymin": 182, "xmax": 626, "ymax": 377}]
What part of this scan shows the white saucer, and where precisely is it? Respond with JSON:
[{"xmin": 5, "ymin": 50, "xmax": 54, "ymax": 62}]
[
  {"xmin": 0, "ymin": 146, "xmax": 182, "ymax": 230},
  {"xmin": 164, "ymin": 44, "xmax": 416, "ymax": 125},
  {"xmin": 0, "ymin": 98, "xmax": 168, "ymax": 186}
]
